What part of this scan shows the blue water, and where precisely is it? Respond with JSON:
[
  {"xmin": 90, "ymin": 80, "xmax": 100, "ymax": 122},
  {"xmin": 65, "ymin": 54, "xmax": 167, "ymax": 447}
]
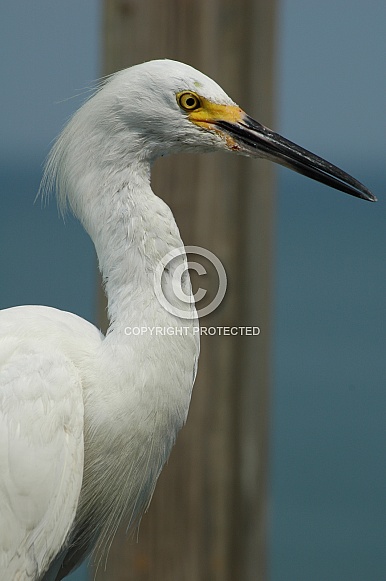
[
  {"xmin": 0, "ymin": 159, "xmax": 96, "ymax": 322},
  {"xmin": 271, "ymin": 165, "xmax": 386, "ymax": 581}
]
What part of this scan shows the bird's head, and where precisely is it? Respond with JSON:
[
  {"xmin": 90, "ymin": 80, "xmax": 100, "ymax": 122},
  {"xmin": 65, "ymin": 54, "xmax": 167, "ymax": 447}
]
[
  {"xmin": 94, "ymin": 59, "xmax": 374, "ymax": 202},
  {"xmin": 43, "ymin": 59, "xmax": 375, "ymax": 213}
]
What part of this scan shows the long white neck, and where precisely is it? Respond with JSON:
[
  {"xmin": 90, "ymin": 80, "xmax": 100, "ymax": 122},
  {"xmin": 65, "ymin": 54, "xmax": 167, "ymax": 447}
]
[{"xmin": 85, "ymin": 161, "xmax": 191, "ymax": 330}]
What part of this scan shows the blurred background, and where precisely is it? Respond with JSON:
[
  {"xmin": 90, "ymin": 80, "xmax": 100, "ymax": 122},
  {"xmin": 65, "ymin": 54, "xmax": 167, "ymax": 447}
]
[{"xmin": 1, "ymin": 1, "xmax": 385, "ymax": 580}]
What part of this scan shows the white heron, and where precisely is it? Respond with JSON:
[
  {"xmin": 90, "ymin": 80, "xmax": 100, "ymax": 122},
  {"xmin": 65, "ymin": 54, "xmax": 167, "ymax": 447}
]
[{"xmin": 0, "ymin": 59, "xmax": 375, "ymax": 580}]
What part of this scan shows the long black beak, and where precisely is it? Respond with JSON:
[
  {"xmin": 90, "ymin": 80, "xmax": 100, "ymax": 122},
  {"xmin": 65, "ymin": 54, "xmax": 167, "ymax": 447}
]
[{"xmin": 216, "ymin": 115, "xmax": 376, "ymax": 202}]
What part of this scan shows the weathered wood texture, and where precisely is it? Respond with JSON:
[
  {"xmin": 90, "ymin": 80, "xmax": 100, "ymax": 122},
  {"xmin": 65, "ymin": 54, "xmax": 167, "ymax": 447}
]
[{"xmin": 95, "ymin": 2, "xmax": 276, "ymax": 579}]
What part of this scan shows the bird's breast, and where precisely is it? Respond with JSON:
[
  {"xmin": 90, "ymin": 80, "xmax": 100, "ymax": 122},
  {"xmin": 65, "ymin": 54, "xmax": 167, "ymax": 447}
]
[{"xmin": 73, "ymin": 326, "xmax": 199, "ymax": 558}]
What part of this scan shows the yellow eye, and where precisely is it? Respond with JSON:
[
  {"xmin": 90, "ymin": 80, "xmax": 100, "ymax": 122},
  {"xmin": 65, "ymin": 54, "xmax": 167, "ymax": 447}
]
[{"xmin": 177, "ymin": 92, "xmax": 201, "ymax": 111}]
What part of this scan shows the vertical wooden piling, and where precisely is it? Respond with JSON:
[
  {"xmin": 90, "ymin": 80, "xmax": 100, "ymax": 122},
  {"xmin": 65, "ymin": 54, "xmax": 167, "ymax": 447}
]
[{"xmin": 95, "ymin": 2, "xmax": 276, "ymax": 579}]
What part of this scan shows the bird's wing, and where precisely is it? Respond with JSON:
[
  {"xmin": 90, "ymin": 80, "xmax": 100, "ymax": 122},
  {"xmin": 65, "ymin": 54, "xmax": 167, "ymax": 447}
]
[{"xmin": 0, "ymin": 332, "xmax": 85, "ymax": 580}]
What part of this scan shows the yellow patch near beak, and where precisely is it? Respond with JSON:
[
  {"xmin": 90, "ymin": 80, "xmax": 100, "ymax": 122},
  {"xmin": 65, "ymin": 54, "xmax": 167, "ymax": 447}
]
[{"xmin": 187, "ymin": 96, "xmax": 244, "ymax": 150}]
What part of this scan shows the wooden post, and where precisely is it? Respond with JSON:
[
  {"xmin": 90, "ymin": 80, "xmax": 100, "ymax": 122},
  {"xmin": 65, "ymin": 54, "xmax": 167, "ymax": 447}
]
[{"xmin": 95, "ymin": 2, "xmax": 276, "ymax": 580}]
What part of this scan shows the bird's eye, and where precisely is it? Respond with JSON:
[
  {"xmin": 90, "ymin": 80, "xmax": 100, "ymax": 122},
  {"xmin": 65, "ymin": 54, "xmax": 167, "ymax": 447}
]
[{"xmin": 177, "ymin": 92, "xmax": 201, "ymax": 111}]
